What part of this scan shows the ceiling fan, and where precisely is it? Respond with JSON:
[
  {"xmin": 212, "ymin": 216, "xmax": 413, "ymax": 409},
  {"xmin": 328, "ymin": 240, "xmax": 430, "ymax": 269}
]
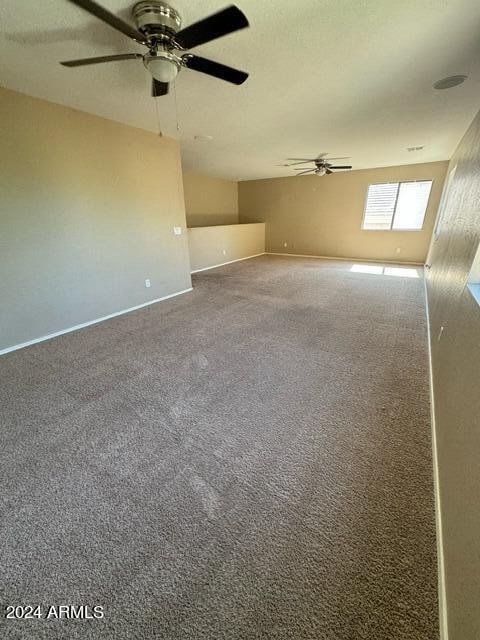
[
  {"xmin": 60, "ymin": 1, "xmax": 249, "ymax": 97},
  {"xmin": 285, "ymin": 154, "xmax": 352, "ymax": 176}
]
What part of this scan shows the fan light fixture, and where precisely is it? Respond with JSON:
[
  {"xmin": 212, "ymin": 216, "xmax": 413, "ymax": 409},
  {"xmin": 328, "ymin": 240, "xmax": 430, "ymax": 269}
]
[{"xmin": 145, "ymin": 52, "xmax": 179, "ymax": 83}]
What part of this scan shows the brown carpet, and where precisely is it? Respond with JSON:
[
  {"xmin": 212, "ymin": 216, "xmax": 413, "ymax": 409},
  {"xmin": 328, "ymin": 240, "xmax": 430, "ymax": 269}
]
[{"xmin": 0, "ymin": 255, "xmax": 438, "ymax": 639}]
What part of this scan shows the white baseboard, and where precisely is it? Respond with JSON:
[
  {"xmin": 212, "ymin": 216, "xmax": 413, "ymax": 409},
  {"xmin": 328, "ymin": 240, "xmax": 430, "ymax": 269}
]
[
  {"xmin": 0, "ymin": 287, "xmax": 193, "ymax": 357},
  {"xmin": 424, "ymin": 273, "xmax": 449, "ymax": 640},
  {"xmin": 266, "ymin": 251, "xmax": 423, "ymax": 266},
  {"xmin": 191, "ymin": 252, "xmax": 266, "ymax": 274}
]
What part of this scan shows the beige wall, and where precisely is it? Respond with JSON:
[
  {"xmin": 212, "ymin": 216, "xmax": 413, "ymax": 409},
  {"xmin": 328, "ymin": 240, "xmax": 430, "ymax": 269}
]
[
  {"xmin": 183, "ymin": 171, "xmax": 239, "ymax": 227},
  {"xmin": 239, "ymin": 162, "xmax": 447, "ymax": 264},
  {"xmin": 0, "ymin": 87, "xmax": 191, "ymax": 352},
  {"xmin": 188, "ymin": 223, "xmax": 265, "ymax": 272},
  {"xmin": 426, "ymin": 112, "xmax": 480, "ymax": 640}
]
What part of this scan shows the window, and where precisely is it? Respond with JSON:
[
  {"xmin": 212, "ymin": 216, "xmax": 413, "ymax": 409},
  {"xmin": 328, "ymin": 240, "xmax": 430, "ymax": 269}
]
[
  {"xmin": 467, "ymin": 242, "xmax": 480, "ymax": 307},
  {"xmin": 362, "ymin": 180, "xmax": 433, "ymax": 230}
]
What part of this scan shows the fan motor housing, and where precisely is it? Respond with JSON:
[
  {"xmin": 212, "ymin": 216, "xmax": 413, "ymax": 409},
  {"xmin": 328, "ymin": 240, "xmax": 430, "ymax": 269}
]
[{"xmin": 132, "ymin": 1, "xmax": 182, "ymax": 35}]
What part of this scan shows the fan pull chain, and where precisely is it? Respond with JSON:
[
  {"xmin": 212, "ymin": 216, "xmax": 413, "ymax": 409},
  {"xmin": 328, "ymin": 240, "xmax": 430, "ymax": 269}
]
[
  {"xmin": 154, "ymin": 90, "xmax": 163, "ymax": 137},
  {"xmin": 173, "ymin": 82, "xmax": 180, "ymax": 133}
]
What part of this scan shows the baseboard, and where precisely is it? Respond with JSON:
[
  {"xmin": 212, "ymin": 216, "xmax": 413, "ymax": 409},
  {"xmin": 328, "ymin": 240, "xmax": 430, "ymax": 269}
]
[
  {"xmin": 423, "ymin": 272, "xmax": 449, "ymax": 640},
  {"xmin": 0, "ymin": 287, "xmax": 193, "ymax": 357},
  {"xmin": 265, "ymin": 251, "xmax": 424, "ymax": 266},
  {"xmin": 191, "ymin": 252, "xmax": 266, "ymax": 274}
]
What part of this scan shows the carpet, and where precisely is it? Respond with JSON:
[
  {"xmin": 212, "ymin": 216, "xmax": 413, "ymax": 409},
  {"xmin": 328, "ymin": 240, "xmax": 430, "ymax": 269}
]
[{"xmin": 0, "ymin": 255, "xmax": 438, "ymax": 639}]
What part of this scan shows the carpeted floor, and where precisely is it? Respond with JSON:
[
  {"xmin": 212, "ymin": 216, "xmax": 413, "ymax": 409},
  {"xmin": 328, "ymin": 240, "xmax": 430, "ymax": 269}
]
[{"xmin": 0, "ymin": 255, "xmax": 438, "ymax": 639}]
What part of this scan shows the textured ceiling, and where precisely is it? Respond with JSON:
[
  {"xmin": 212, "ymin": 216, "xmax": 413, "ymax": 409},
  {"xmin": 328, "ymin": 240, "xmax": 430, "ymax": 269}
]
[{"xmin": 1, "ymin": 0, "xmax": 480, "ymax": 180}]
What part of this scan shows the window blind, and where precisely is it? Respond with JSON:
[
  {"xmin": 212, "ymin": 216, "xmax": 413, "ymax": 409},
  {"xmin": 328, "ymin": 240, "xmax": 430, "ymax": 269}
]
[{"xmin": 363, "ymin": 183, "xmax": 399, "ymax": 230}]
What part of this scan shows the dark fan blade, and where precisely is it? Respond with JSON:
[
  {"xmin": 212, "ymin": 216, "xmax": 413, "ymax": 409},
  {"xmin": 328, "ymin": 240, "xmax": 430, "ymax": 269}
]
[
  {"xmin": 67, "ymin": 0, "xmax": 144, "ymax": 41},
  {"xmin": 61, "ymin": 53, "xmax": 142, "ymax": 67},
  {"xmin": 329, "ymin": 165, "xmax": 352, "ymax": 169},
  {"xmin": 182, "ymin": 55, "xmax": 248, "ymax": 85},
  {"xmin": 175, "ymin": 5, "xmax": 249, "ymax": 50},
  {"xmin": 296, "ymin": 169, "xmax": 316, "ymax": 176},
  {"xmin": 326, "ymin": 169, "xmax": 333, "ymax": 174},
  {"xmin": 152, "ymin": 79, "xmax": 169, "ymax": 97}
]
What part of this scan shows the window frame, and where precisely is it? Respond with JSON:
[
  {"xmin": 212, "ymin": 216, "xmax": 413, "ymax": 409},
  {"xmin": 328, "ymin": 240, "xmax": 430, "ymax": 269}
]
[{"xmin": 361, "ymin": 179, "xmax": 434, "ymax": 232}]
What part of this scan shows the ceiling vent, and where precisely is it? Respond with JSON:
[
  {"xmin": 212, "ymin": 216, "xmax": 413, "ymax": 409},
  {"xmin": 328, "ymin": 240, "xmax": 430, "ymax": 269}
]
[{"xmin": 433, "ymin": 75, "xmax": 467, "ymax": 90}]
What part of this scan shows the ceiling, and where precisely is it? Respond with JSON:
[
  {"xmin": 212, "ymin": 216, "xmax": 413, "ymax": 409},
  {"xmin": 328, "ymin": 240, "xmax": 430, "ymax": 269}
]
[{"xmin": 1, "ymin": 0, "xmax": 480, "ymax": 180}]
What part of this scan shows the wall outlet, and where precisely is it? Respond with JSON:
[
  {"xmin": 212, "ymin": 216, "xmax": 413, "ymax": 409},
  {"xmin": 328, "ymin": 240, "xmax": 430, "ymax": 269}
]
[
  {"xmin": 396, "ymin": 247, "xmax": 401, "ymax": 254},
  {"xmin": 145, "ymin": 279, "xmax": 151, "ymax": 288},
  {"xmin": 222, "ymin": 249, "xmax": 227, "ymax": 256},
  {"xmin": 173, "ymin": 226, "xmax": 182, "ymax": 236},
  {"xmin": 283, "ymin": 242, "xmax": 288, "ymax": 248}
]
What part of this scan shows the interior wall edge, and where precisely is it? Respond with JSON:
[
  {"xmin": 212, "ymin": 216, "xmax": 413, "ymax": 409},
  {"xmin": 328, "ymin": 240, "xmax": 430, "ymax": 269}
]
[
  {"xmin": 424, "ymin": 274, "xmax": 449, "ymax": 640},
  {"xmin": 187, "ymin": 222, "xmax": 265, "ymax": 272},
  {"xmin": 0, "ymin": 288, "xmax": 193, "ymax": 357}
]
